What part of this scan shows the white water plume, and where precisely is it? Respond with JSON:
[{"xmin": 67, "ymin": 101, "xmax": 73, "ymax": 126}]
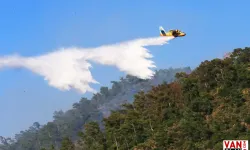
[{"xmin": 0, "ymin": 36, "xmax": 174, "ymax": 93}]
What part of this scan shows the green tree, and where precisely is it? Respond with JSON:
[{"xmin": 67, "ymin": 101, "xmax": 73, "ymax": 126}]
[
  {"xmin": 60, "ymin": 137, "xmax": 74, "ymax": 150},
  {"xmin": 78, "ymin": 121, "xmax": 106, "ymax": 150}
]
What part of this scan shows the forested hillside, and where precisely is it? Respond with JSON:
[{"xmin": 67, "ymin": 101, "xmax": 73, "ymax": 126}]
[
  {"xmin": 0, "ymin": 66, "xmax": 191, "ymax": 150},
  {"xmin": 2, "ymin": 47, "xmax": 250, "ymax": 150},
  {"xmin": 49, "ymin": 47, "xmax": 250, "ymax": 149}
]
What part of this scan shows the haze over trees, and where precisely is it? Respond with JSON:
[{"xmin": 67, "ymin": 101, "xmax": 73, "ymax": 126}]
[{"xmin": 1, "ymin": 47, "xmax": 250, "ymax": 150}]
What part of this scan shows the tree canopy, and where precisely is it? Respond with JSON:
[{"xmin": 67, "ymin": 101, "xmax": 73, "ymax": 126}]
[{"xmin": 74, "ymin": 47, "xmax": 250, "ymax": 149}]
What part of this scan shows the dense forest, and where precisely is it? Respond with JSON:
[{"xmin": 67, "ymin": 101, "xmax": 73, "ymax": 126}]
[
  {"xmin": 69, "ymin": 47, "xmax": 249, "ymax": 150},
  {"xmin": 0, "ymin": 64, "xmax": 190, "ymax": 149},
  {"xmin": 2, "ymin": 47, "xmax": 250, "ymax": 149}
]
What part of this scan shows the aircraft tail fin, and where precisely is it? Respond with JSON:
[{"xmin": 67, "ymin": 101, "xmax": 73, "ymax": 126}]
[{"xmin": 159, "ymin": 26, "xmax": 166, "ymax": 36}]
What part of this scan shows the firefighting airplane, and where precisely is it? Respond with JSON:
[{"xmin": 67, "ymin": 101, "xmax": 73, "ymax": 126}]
[{"xmin": 159, "ymin": 26, "xmax": 186, "ymax": 37}]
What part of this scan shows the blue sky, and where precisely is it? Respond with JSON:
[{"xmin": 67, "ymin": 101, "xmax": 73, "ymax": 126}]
[{"xmin": 0, "ymin": 0, "xmax": 249, "ymax": 137}]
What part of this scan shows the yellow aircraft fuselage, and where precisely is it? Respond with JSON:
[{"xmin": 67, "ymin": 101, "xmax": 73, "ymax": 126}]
[{"xmin": 160, "ymin": 29, "xmax": 186, "ymax": 37}]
